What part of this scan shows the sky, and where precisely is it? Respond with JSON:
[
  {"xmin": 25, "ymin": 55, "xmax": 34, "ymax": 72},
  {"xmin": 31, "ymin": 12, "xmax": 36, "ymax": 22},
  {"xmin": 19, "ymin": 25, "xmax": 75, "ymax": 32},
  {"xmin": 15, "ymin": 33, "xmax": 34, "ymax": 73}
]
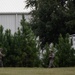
[{"xmin": 0, "ymin": 0, "xmax": 31, "ymax": 13}]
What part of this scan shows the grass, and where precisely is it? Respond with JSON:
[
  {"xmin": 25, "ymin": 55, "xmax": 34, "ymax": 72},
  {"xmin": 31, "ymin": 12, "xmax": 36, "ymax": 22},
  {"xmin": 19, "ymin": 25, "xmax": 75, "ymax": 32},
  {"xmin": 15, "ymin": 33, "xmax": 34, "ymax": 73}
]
[{"xmin": 0, "ymin": 67, "xmax": 75, "ymax": 75}]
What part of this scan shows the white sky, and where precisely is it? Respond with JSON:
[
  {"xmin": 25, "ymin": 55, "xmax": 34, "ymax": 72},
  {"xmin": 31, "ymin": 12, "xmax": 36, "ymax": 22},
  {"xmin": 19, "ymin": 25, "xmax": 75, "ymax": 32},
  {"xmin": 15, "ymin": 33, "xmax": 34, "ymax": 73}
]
[{"xmin": 0, "ymin": 0, "xmax": 31, "ymax": 13}]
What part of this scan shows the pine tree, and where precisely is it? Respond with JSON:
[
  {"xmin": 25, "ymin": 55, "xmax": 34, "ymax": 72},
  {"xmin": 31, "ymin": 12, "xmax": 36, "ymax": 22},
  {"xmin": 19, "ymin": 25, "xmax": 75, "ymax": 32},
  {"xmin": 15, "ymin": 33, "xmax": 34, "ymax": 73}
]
[
  {"xmin": 19, "ymin": 15, "xmax": 40, "ymax": 67},
  {"xmin": 0, "ymin": 15, "xmax": 40, "ymax": 67},
  {"xmin": 0, "ymin": 25, "xmax": 4, "ymax": 47},
  {"xmin": 55, "ymin": 34, "xmax": 75, "ymax": 67},
  {"xmin": 3, "ymin": 29, "xmax": 16, "ymax": 66},
  {"xmin": 42, "ymin": 43, "xmax": 50, "ymax": 67}
]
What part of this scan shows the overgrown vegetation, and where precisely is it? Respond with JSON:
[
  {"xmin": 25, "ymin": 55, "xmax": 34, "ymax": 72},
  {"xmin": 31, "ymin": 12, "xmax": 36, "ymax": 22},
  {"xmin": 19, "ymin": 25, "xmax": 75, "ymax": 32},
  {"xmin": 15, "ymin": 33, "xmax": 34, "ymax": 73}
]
[
  {"xmin": 55, "ymin": 34, "xmax": 75, "ymax": 67},
  {"xmin": 26, "ymin": 0, "xmax": 75, "ymax": 47},
  {"xmin": 0, "ymin": 15, "xmax": 40, "ymax": 67},
  {"xmin": 0, "ymin": 15, "xmax": 75, "ymax": 67},
  {"xmin": 0, "ymin": 0, "xmax": 75, "ymax": 67},
  {"xmin": 24, "ymin": 0, "xmax": 75, "ymax": 67}
]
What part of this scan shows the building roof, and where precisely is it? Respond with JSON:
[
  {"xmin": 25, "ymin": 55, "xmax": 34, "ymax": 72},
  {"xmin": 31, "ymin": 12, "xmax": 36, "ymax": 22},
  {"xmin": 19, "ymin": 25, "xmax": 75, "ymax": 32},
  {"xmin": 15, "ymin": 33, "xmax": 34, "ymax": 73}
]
[{"xmin": 0, "ymin": 12, "xmax": 30, "ymax": 15}]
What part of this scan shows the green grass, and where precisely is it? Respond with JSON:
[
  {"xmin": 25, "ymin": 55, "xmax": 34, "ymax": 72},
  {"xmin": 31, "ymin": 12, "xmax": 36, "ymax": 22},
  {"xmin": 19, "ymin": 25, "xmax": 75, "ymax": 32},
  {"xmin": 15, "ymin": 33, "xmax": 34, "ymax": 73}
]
[{"xmin": 0, "ymin": 67, "xmax": 75, "ymax": 75}]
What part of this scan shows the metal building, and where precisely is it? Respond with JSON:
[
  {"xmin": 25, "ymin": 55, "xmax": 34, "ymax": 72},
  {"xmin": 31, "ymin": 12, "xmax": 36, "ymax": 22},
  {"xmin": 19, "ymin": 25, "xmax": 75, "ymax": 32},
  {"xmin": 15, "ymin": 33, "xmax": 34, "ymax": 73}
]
[
  {"xmin": 0, "ymin": 12, "xmax": 31, "ymax": 34},
  {"xmin": 69, "ymin": 34, "xmax": 75, "ymax": 49}
]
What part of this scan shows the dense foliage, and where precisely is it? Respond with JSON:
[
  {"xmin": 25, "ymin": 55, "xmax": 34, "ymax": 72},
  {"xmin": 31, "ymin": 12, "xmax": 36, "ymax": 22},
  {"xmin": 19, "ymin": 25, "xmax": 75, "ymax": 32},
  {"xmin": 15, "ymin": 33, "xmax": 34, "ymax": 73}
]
[
  {"xmin": 55, "ymin": 34, "xmax": 75, "ymax": 67},
  {"xmin": 25, "ymin": 0, "xmax": 75, "ymax": 48},
  {"xmin": 25, "ymin": 0, "xmax": 75, "ymax": 67},
  {"xmin": 0, "ymin": 0, "xmax": 75, "ymax": 67},
  {"xmin": 0, "ymin": 15, "xmax": 40, "ymax": 67}
]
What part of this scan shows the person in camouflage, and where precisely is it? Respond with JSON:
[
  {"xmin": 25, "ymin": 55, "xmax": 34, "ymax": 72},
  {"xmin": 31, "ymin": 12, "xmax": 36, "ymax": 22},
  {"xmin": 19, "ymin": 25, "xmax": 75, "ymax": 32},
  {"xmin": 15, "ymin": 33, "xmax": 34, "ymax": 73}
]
[
  {"xmin": 48, "ymin": 50, "xmax": 55, "ymax": 68},
  {"xmin": 0, "ymin": 48, "xmax": 5, "ymax": 67}
]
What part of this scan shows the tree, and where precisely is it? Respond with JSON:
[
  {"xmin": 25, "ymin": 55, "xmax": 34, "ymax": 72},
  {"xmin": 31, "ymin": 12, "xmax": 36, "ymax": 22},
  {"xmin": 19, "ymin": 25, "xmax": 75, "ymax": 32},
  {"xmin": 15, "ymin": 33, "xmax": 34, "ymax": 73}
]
[
  {"xmin": 55, "ymin": 34, "xmax": 75, "ymax": 67},
  {"xmin": 25, "ymin": 0, "xmax": 67, "ymax": 47},
  {"xmin": 25, "ymin": 0, "xmax": 38, "ymax": 10},
  {"xmin": 2, "ymin": 15, "xmax": 40, "ymax": 67},
  {"xmin": 42, "ymin": 43, "xmax": 50, "ymax": 67},
  {"xmin": 3, "ymin": 29, "xmax": 16, "ymax": 67},
  {"xmin": 18, "ymin": 15, "xmax": 40, "ymax": 67},
  {"xmin": 25, "ymin": 0, "xmax": 75, "ymax": 49},
  {"xmin": 65, "ymin": 0, "xmax": 75, "ymax": 34},
  {"xmin": 0, "ymin": 25, "xmax": 4, "ymax": 47}
]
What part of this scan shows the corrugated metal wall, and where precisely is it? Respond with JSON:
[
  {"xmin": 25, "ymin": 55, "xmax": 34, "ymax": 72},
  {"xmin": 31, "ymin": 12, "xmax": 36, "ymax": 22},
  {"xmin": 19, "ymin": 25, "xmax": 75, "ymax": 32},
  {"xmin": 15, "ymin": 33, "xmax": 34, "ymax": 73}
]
[{"xmin": 0, "ymin": 13, "xmax": 31, "ymax": 34}]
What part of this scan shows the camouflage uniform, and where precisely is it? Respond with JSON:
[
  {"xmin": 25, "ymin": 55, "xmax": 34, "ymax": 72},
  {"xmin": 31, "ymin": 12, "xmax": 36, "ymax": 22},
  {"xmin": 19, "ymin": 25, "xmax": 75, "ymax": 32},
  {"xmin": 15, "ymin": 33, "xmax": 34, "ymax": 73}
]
[
  {"xmin": 48, "ymin": 51, "xmax": 55, "ymax": 68},
  {"xmin": 0, "ymin": 48, "xmax": 5, "ymax": 67}
]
